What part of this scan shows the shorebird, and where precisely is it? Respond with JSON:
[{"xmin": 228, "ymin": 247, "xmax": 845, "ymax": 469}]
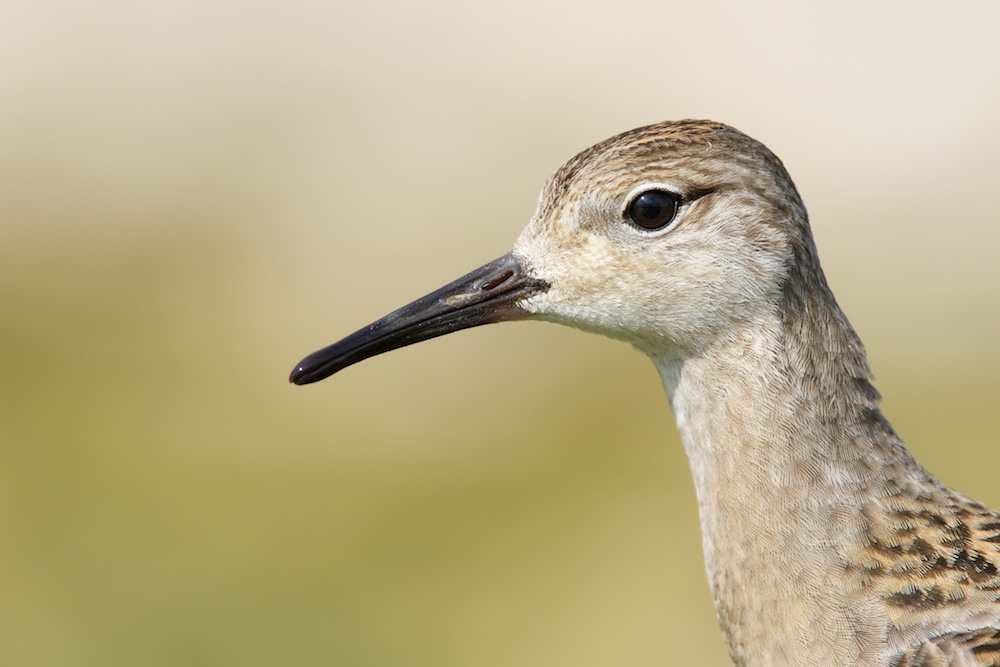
[{"xmin": 290, "ymin": 120, "xmax": 1000, "ymax": 666}]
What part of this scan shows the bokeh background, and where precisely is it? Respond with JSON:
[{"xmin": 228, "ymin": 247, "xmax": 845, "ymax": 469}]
[{"xmin": 3, "ymin": 1, "xmax": 999, "ymax": 665}]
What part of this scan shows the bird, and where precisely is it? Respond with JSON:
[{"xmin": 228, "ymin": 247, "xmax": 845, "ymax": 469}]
[{"xmin": 289, "ymin": 120, "xmax": 1000, "ymax": 666}]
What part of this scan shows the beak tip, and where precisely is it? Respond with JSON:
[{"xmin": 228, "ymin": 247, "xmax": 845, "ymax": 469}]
[
  {"xmin": 289, "ymin": 364, "xmax": 310, "ymax": 385},
  {"xmin": 290, "ymin": 355, "xmax": 341, "ymax": 385}
]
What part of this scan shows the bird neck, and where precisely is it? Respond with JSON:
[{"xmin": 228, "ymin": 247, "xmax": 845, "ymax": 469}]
[
  {"xmin": 655, "ymin": 275, "xmax": 909, "ymax": 493},
  {"xmin": 650, "ymin": 280, "xmax": 915, "ymax": 665}
]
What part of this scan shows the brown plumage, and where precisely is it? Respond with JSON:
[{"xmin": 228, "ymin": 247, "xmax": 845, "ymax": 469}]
[{"xmin": 291, "ymin": 120, "xmax": 1000, "ymax": 666}]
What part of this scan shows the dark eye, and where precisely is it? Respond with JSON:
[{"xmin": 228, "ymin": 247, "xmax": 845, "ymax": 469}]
[{"xmin": 627, "ymin": 189, "xmax": 681, "ymax": 231}]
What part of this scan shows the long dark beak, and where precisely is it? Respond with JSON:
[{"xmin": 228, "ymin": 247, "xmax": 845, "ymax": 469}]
[{"xmin": 289, "ymin": 251, "xmax": 548, "ymax": 385}]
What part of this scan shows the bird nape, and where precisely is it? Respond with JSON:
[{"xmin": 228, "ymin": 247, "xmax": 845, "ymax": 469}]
[{"xmin": 290, "ymin": 120, "xmax": 1000, "ymax": 667}]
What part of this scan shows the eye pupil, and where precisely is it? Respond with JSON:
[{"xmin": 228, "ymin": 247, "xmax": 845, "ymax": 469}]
[{"xmin": 628, "ymin": 190, "xmax": 680, "ymax": 230}]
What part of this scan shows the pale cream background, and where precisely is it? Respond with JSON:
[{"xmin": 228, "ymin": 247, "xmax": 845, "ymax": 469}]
[{"xmin": 2, "ymin": 1, "xmax": 999, "ymax": 665}]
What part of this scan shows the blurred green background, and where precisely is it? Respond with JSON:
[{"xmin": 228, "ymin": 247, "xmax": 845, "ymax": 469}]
[{"xmin": 2, "ymin": 1, "xmax": 999, "ymax": 665}]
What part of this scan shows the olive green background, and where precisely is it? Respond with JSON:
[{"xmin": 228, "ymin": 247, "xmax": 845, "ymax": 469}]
[{"xmin": 3, "ymin": 2, "xmax": 999, "ymax": 665}]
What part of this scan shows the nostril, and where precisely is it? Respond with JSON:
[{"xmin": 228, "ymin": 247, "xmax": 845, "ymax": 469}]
[{"xmin": 482, "ymin": 270, "xmax": 514, "ymax": 291}]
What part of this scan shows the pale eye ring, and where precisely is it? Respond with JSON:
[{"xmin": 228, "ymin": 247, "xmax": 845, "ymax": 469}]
[{"xmin": 626, "ymin": 189, "xmax": 681, "ymax": 231}]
